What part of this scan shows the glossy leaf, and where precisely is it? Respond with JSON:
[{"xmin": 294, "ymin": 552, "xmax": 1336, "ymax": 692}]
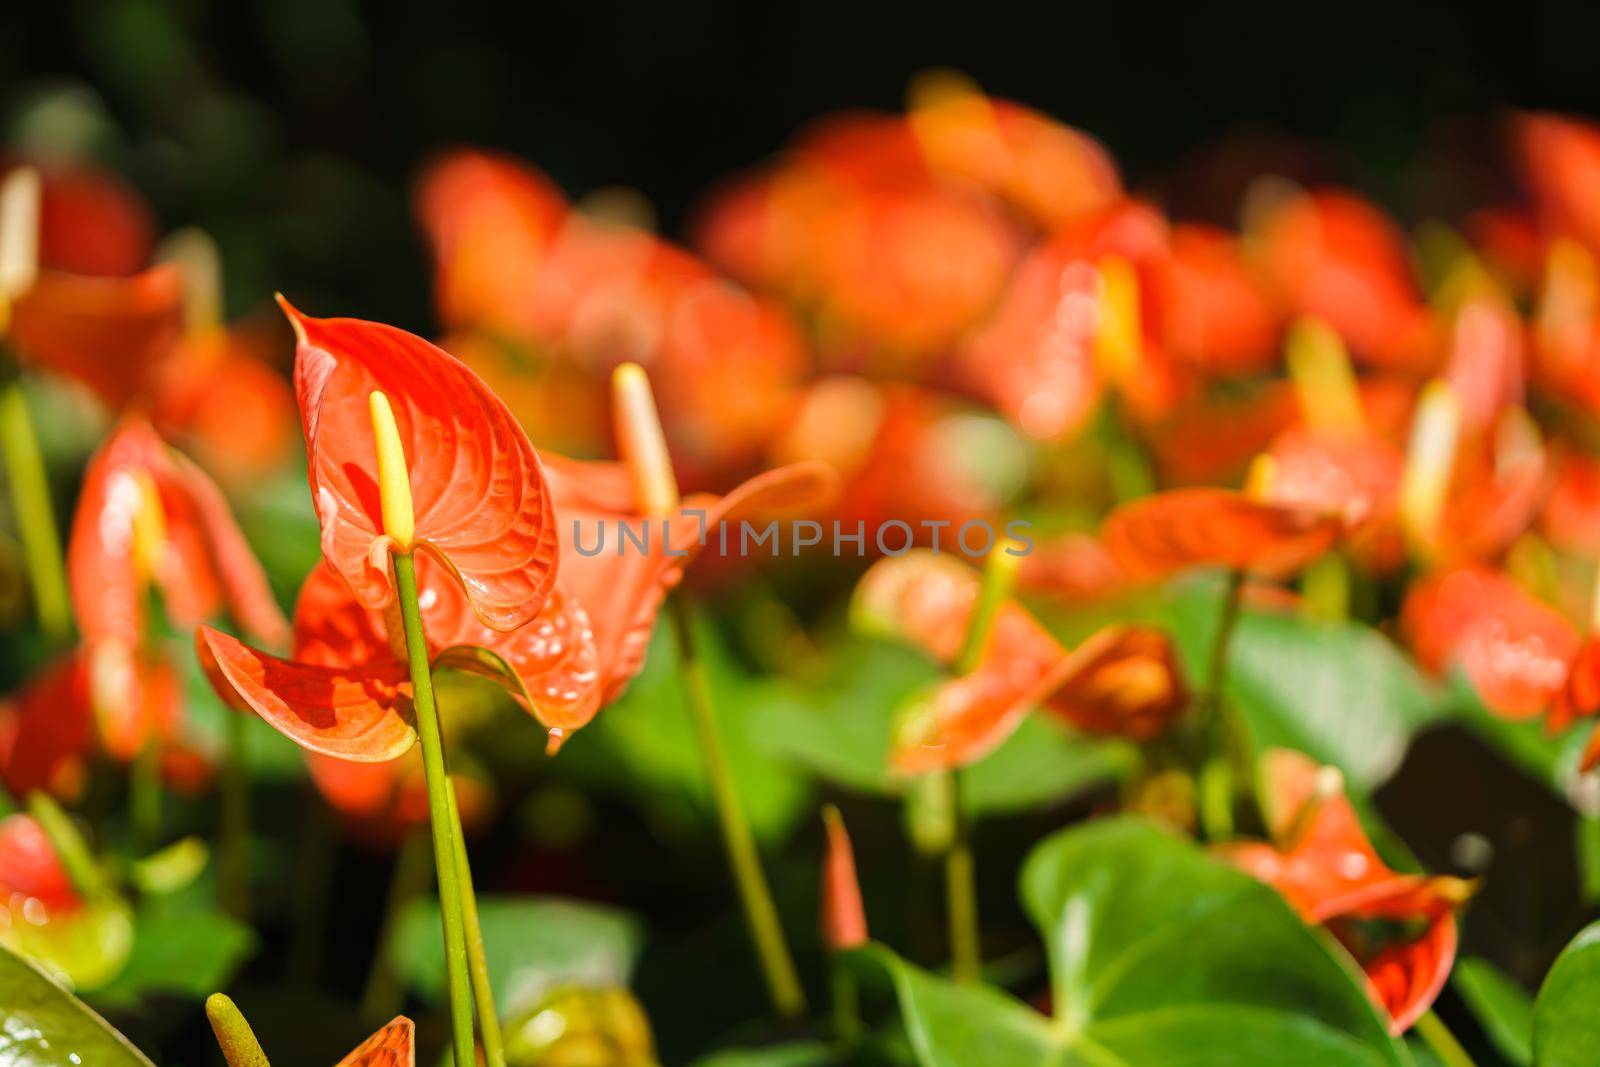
[
  {"xmin": 866, "ymin": 817, "xmax": 1407, "ymax": 1066},
  {"xmin": 0, "ymin": 942, "xmax": 153, "ymax": 1065},
  {"xmin": 1532, "ymin": 920, "xmax": 1600, "ymax": 1067},
  {"xmin": 392, "ymin": 894, "xmax": 641, "ymax": 1016},
  {"xmin": 689, "ymin": 1042, "xmax": 834, "ymax": 1067},
  {"xmin": 1452, "ymin": 956, "xmax": 1532, "ymax": 1067}
]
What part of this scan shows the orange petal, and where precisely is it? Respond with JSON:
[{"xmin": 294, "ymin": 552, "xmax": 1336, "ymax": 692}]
[
  {"xmin": 1401, "ymin": 566, "xmax": 1578, "ymax": 718},
  {"xmin": 1364, "ymin": 912, "xmax": 1458, "ymax": 1036},
  {"xmin": 197, "ymin": 626, "xmax": 415, "ymax": 762},
  {"xmin": 7, "ymin": 264, "xmax": 184, "ymax": 408},
  {"xmin": 1251, "ymin": 187, "xmax": 1437, "ymax": 372},
  {"xmin": 285, "ymin": 302, "xmax": 559, "ymax": 632},
  {"xmin": 820, "ymin": 806, "xmax": 868, "ymax": 951},
  {"xmin": 0, "ymin": 656, "xmax": 93, "ymax": 799},
  {"xmin": 1102, "ymin": 488, "xmax": 1342, "ymax": 580},
  {"xmin": 335, "ymin": 1015, "xmax": 415, "ymax": 1067},
  {"xmin": 1515, "ymin": 112, "xmax": 1600, "ymax": 253},
  {"xmin": 1042, "ymin": 625, "xmax": 1188, "ymax": 741},
  {"xmin": 1163, "ymin": 223, "xmax": 1282, "ymax": 375}
]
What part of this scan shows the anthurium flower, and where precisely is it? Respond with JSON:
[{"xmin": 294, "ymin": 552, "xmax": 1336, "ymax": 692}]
[
  {"xmin": 335, "ymin": 1016, "xmax": 414, "ymax": 1067},
  {"xmin": 1217, "ymin": 749, "xmax": 1471, "ymax": 1034},
  {"xmin": 907, "ymin": 74, "xmax": 1122, "ymax": 231},
  {"xmin": 2, "ymin": 159, "xmax": 158, "ymax": 277},
  {"xmin": 307, "ymin": 748, "xmax": 493, "ymax": 845},
  {"xmin": 1100, "ymin": 461, "xmax": 1346, "ymax": 582},
  {"xmin": 0, "ymin": 813, "xmax": 133, "ymax": 992},
  {"xmin": 541, "ymin": 448, "xmax": 835, "ymax": 705},
  {"xmin": 769, "ymin": 377, "xmax": 1022, "ymax": 544},
  {"xmin": 209, "ymin": 993, "xmax": 414, "ymax": 1067},
  {"xmin": 415, "ymin": 151, "xmax": 810, "ymax": 481},
  {"xmin": 282, "ymin": 300, "xmax": 559, "ymax": 631},
  {"xmin": 1542, "ymin": 448, "xmax": 1600, "ymax": 555},
  {"xmin": 1513, "ymin": 112, "xmax": 1600, "ymax": 254},
  {"xmin": 199, "ymin": 554, "xmax": 601, "ymax": 759},
  {"xmin": 1249, "ymin": 186, "xmax": 1438, "ymax": 372},
  {"xmin": 853, "ymin": 551, "xmax": 1187, "ymax": 771},
  {"xmin": 69, "ymin": 415, "xmax": 289, "ymax": 653},
  {"xmin": 1401, "ymin": 565, "xmax": 1578, "ymax": 719},
  {"xmin": 820, "ymin": 804, "xmax": 867, "ymax": 952}
]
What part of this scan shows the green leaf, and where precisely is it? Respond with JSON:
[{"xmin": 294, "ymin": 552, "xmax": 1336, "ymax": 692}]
[
  {"xmin": 1533, "ymin": 920, "xmax": 1600, "ymax": 1066},
  {"xmin": 1168, "ymin": 579, "xmax": 1445, "ymax": 791},
  {"xmin": 393, "ymin": 894, "xmax": 642, "ymax": 1017},
  {"xmin": 690, "ymin": 1041, "xmax": 835, "ymax": 1067},
  {"xmin": 869, "ymin": 817, "xmax": 1409, "ymax": 1066},
  {"xmin": 759, "ymin": 636, "xmax": 1126, "ymax": 817},
  {"xmin": 0, "ymin": 942, "xmax": 154, "ymax": 1065},
  {"xmin": 89, "ymin": 909, "xmax": 256, "ymax": 1008},
  {"xmin": 1451, "ymin": 957, "xmax": 1532, "ymax": 1067}
]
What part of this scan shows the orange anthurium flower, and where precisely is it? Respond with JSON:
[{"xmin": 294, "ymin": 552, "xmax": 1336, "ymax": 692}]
[
  {"xmin": 415, "ymin": 151, "xmax": 811, "ymax": 481},
  {"xmin": 541, "ymin": 451, "xmax": 835, "ymax": 704},
  {"xmin": 0, "ymin": 159, "xmax": 158, "ymax": 277},
  {"xmin": 1250, "ymin": 187, "xmax": 1438, "ymax": 373},
  {"xmin": 1401, "ymin": 565, "xmax": 1579, "ymax": 719},
  {"xmin": 820, "ymin": 805, "xmax": 867, "ymax": 952},
  {"xmin": 1513, "ymin": 112, "xmax": 1600, "ymax": 254},
  {"xmin": 1542, "ymin": 448, "xmax": 1600, "ymax": 555},
  {"xmin": 854, "ymin": 551, "xmax": 1187, "ymax": 771},
  {"xmin": 335, "ymin": 1015, "xmax": 415, "ymax": 1067},
  {"xmin": 69, "ymin": 415, "xmax": 289, "ymax": 653},
  {"xmin": 307, "ymin": 749, "xmax": 493, "ymax": 845},
  {"xmin": 1163, "ymin": 223, "xmax": 1283, "ymax": 376},
  {"xmin": 1217, "ymin": 749, "xmax": 1470, "ymax": 1035},
  {"xmin": 1101, "ymin": 477, "xmax": 1345, "ymax": 582},
  {"xmin": 0, "ymin": 814, "xmax": 80, "ymax": 917},
  {"xmin": 0, "ymin": 650, "xmax": 198, "ymax": 797},
  {"xmin": 907, "ymin": 77, "xmax": 1122, "ymax": 231},
  {"xmin": 283, "ymin": 300, "xmax": 559, "ymax": 632},
  {"xmin": 7, "ymin": 264, "xmax": 185, "ymax": 409},
  {"xmin": 199, "ymin": 552, "xmax": 601, "ymax": 760}
]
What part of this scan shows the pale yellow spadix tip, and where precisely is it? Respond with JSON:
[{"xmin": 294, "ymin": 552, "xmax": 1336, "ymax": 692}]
[
  {"xmin": 1245, "ymin": 453, "xmax": 1277, "ymax": 501},
  {"xmin": 0, "ymin": 166, "xmax": 41, "ymax": 304},
  {"xmin": 368, "ymin": 391, "xmax": 415, "ymax": 548},
  {"xmin": 1399, "ymin": 379, "xmax": 1462, "ymax": 556},
  {"xmin": 158, "ymin": 227, "xmax": 224, "ymax": 337},
  {"xmin": 1094, "ymin": 255, "xmax": 1143, "ymax": 386},
  {"xmin": 1286, "ymin": 317, "xmax": 1364, "ymax": 432},
  {"xmin": 130, "ymin": 469, "xmax": 167, "ymax": 584},
  {"xmin": 612, "ymin": 362, "xmax": 679, "ymax": 516}
]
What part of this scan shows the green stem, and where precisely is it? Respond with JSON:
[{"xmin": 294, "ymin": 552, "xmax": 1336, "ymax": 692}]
[
  {"xmin": 393, "ymin": 550, "xmax": 477, "ymax": 1067},
  {"xmin": 449, "ymin": 783, "xmax": 504, "ymax": 1067},
  {"xmin": 1579, "ymin": 814, "xmax": 1600, "ymax": 906},
  {"xmin": 1414, "ymin": 1009, "xmax": 1478, "ymax": 1067},
  {"xmin": 27, "ymin": 792, "xmax": 107, "ymax": 899},
  {"xmin": 206, "ymin": 993, "xmax": 272, "ymax": 1067},
  {"xmin": 1198, "ymin": 570, "xmax": 1246, "ymax": 841},
  {"xmin": 361, "ymin": 827, "xmax": 433, "ymax": 1025},
  {"xmin": 944, "ymin": 773, "xmax": 980, "ymax": 985},
  {"xmin": 0, "ymin": 375, "xmax": 70, "ymax": 642},
  {"xmin": 669, "ymin": 595, "xmax": 805, "ymax": 1018},
  {"xmin": 831, "ymin": 962, "xmax": 861, "ymax": 1049},
  {"xmin": 221, "ymin": 710, "xmax": 250, "ymax": 920},
  {"xmin": 130, "ymin": 741, "xmax": 162, "ymax": 853},
  {"xmin": 940, "ymin": 543, "xmax": 1021, "ymax": 982}
]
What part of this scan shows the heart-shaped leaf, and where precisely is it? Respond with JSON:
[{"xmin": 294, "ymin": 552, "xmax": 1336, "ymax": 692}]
[
  {"xmin": 90, "ymin": 909, "xmax": 255, "ymax": 1008},
  {"xmin": 393, "ymin": 894, "xmax": 641, "ymax": 1017},
  {"xmin": 1533, "ymin": 920, "xmax": 1600, "ymax": 1066},
  {"xmin": 0, "ymin": 942, "xmax": 153, "ymax": 1065},
  {"xmin": 689, "ymin": 1042, "xmax": 834, "ymax": 1067},
  {"xmin": 868, "ymin": 817, "xmax": 1408, "ymax": 1066},
  {"xmin": 1452, "ymin": 956, "xmax": 1532, "ymax": 1067}
]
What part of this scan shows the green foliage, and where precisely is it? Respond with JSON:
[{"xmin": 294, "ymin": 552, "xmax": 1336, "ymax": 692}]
[
  {"xmin": 91, "ymin": 909, "xmax": 255, "ymax": 1009},
  {"xmin": 1452, "ymin": 956, "xmax": 1533, "ymax": 1067},
  {"xmin": 0, "ymin": 943, "xmax": 153, "ymax": 1065},
  {"xmin": 865, "ymin": 817, "xmax": 1409, "ymax": 1067},
  {"xmin": 392, "ymin": 894, "xmax": 643, "ymax": 1018},
  {"xmin": 1533, "ymin": 920, "xmax": 1600, "ymax": 1067}
]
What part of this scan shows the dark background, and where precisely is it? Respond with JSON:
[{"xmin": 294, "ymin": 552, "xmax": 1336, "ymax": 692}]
[{"xmin": 6, "ymin": 0, "xmax": 1600, "ymax": 334}]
